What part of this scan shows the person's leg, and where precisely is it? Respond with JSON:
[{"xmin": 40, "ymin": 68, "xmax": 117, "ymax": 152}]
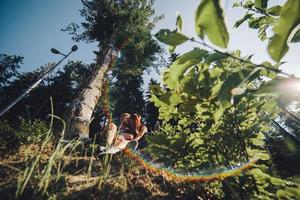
[
  {"xmin": 114, "ymin": 139, "xmax": 132, "ymax": 150},
  {"xmin": 122, "ymin": 133, "xmax": 134, "ymax": 140},
  {"xmin": 106, "ymin": 123, "xmax": 117, "ymax": 146}
]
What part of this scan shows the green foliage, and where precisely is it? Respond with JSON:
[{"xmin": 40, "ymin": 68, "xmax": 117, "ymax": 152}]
[
  {"xmin": 268, "ymin": 0, "xmax": 300, "ymax": 62},
  {"xmin": 0, "ymin": 119, "xmax": 49, "ymax": 156},
  {"xmin": 176, "ymin": 13, "xmax": 184, "ymax": 32},
  {"xmin": 234, "ymin": 13, "xmax": 253, "ymax": 28},
  {"xmin": 195, "ymin": 0, "xmax": 229, "ymax": 48},
  {"xmin": 155, "ymin": 14, "xmax": 188, "ymax": 53},
  {"xmin": 155, "ymin": 29, "xmax": 189, "ymax": 47},
  {"xmin": 149, "ymin": 1, "xmax": 300, "ymax": 198},
  {"xmin": 267, "ymin": 5, "xmax": 282, "ymax": 16},
  {"xmin": 0, "ymin": 61, "xmax": 92, "ymax": 124},
  {"xmin": 163, "ymin": 49, "xmax": 208, "ymax": 90},
  {"xmin": 64, "ymin": 0, "xmax": 162, "ymax": 49},
  {"xmin": 291, "ymin": 29, "xmax": 300, "ymax": 42},
  {"xmin": 0, "ymin": 120, "xmax": 19, "ymax": 156},
  {"xmin": 0, "ymin": 54, "xmax": 23, "ymax": 87},
  {"xmin": 15, "ymin": 119, "xmax": 50, "ymax": 144},
  {"xmin": 145, "ymin": 79, "xmax": 159, "ymax": 131},
  {"xmin": 234, "ymin": 0, "xmax": 300, "ymax": 61},
  {"xmin": 254, "ymin": 0, "xmax": 268, "ymax": 10},
  {"xmin": 147, "ymin": 51, "xmax": 300, "ymax": 198},
  {"xmin": 110, "ymin": 22, "xmax": 163, "ymax": 120}
]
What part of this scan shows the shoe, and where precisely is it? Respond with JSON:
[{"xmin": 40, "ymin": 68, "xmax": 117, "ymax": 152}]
[
  {"xmin": 99, "ymin": 146, "xmax": 107, "ymax": 151},
  {"xmin": 98, "ymin": 147, "xmax": 122, "ymax": 155}
]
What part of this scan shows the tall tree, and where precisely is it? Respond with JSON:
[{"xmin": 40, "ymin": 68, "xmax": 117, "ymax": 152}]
[
  {"xmin": 64, "ymin": 0, "xmax": 162, "ymax": 138},
  {"xmin": 144, "ymin": 79, "xmax": 159, "ymax": 131}
]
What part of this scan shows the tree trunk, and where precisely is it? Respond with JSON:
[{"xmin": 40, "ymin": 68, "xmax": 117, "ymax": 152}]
[{"xmin": 65, "ymin": 37, "xmax": 116, "ymax": 139}]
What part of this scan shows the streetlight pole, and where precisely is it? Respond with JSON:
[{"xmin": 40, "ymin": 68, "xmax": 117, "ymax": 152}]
[{"xmin": 0, "ymin": 45, "xmax": 78, "ymax": 117}]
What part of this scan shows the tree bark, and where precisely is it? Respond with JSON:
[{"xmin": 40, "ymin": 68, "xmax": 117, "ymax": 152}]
[{"xmin": 65, "ymin": 36, "xmax": 116, "ymax": 139}]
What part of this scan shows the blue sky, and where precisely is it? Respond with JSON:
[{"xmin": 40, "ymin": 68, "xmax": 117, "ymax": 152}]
[{"xmin": 0, "ymin": 0, "xmax": 299, "ymax": 83}]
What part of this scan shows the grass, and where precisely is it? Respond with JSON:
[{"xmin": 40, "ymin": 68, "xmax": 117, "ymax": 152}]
[
  {"xmin": 0, "ymin": 100, "xmax": 221, "ymax": 199},
  {"xmin": 0, "ymin": 105, "xmax": 168, "ymax": 199}
]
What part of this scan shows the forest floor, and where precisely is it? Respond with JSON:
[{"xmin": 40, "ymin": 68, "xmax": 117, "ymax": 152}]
[{"xmin": 0, "ymin": 139, "xmax": 216, "ymax": 200}]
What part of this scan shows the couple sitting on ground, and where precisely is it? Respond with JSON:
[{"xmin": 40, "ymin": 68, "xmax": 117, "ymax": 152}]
[{"xmin": 100, "ymin": 113, "xmax": 147, "ymax": 154}]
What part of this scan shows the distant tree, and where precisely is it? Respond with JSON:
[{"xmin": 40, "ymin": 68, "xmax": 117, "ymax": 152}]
[
  {"xmin": 0, "ymin": 61, "xmax": 92, "ymax": 127},
  {"xmin": 0, "ymin": 54, "xmax": 23, "ymax": 87},
  {"xmin": 110, "ymin": 29, "xmax": 162, "ymax": 120},
  {"xmin": 144, "ymin": 79, "xmax": 159, "ymax": 131},
  {"xmin": 0, "ymin": 65, "xmax": 45, "ymax": 125}
]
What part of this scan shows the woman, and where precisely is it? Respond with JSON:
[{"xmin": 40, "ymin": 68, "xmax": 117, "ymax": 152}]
[{"xmin": 102, "ymin": 113, "xmax": 147, "ymax": 152}]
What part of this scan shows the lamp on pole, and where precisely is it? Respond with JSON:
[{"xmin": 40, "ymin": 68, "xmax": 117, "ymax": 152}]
[{"xmin": 0, "ymin": 45, "xmax": 78, "ymax": 117}]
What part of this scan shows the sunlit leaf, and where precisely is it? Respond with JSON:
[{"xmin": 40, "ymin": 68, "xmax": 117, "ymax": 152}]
[
  {"xmin": 268, "ymin": 0, "xmax": 300, "ymax": 62},
  {"xmin": 234, "ymin": 13, "xmax": 253, "ymax": 28},
  {"xmin": 176, "ymin": 13, "xmax": 184, "ymax": 32},
  {"xmin": 214, "ymin": 105, "xmax": 225, "ymax": 121},
  {"xmin": 155, "ymin": 29, "xmax": 189, "ymax": 46},
  {"xmin": 267, "ymin": 5, "xmax": 281, "ymax": 16},
  {"xmin": 163, "ymin": 49, "xmax": 208, "ymax": 89},
  {"xmin": 159, "ymin": 91, "xmax": 183, "ymax": 105},
  {"xmin": 205, "ymin": 52, "xmax": 228, "ymax": 63},
  {"xmin": 254, "ymin": 0, "xmax": 268, "ymax": 10},
  {"xmin": 168, "ymin": 45, "xmax": 176, "ymax": 54},
  {"xmin": 248, "ymin": 17, "xmax": 264, "ymax": 29},
  {"xmin": 256, "ymin": 152, "xmax": 270, "ymax": 160},
  {"xmin": 211, "ymin": 80, "xmax": 223, "ymax": 98},
  {"xmin": 291, "ymin": 28, "xmax": 300, "ymax": 43},
  {"xmin": 146, "ymin": 134, "xmax": 169, "ymax": 147},
  {"xmin": 251, "ymin": 138, "xmax": 265, "ymax": 147},
  {"xmin": 218, "ymin": 72, "xmax": 243, "ymax": 107},
  {"xmin": 195, "ymin": 0, "xmax": 229, "ymax": 48}
]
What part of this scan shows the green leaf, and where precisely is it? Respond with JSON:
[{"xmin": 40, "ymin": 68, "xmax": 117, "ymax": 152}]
[
  {"xmin": 277, "ymin": 187, "xmax": 300, "ymax": 199},
  {"xmin": 232, "ymin": 2, "xmax": 241, "ymax": 8},
  {"xmin": 270, "ymin": 177, "xmax": 286, "ymax": 186},
  {"xmin": 254, "ymin": 0, "xmax": 268, "ymax": 10},
  {"xmin": 168, "ymin": 45, "xmax": 176, "ymax": 54},
  {"xmin": 214, "ymin": 105, "xmax": 225, "ymax": 121},
  {"xmin": 195, "ymin": 0, "xmax": 229, "ymax": 48},
  {"xmin": 234, "ymin": 13, "xmax": 253, "ymax": 28},
  {"xmin": 244, "ymin": 1, "xmax": 254, "ymax": 8},
  {"xmin": 256, "ymin": 152, "xmax": 270, "ymax": 160},
  {"xmin": 211, "ymin": 80, "xmax": 223, "ymax": 98},
  {"xmin": 267, "ymin": 5, "xmax": 281, "ymax": 16},
  {"xmin": 155, "ymin": 29, "xmax": 189, "ymax": 46},
  {"xmin": 146, "ymin": 134, "xmax": 169, "ymax": 147},
  {"xmin": 176, "ymin": 13, "xmax": 184, "ymax": 32},
  {"xmin": 163, "ymin": 49, "xmax": 208, "ymax": 89},
  {"xmin": 262, "ymin": 99, "xmax": 278, "ymax": 113},
  {"xmin": 218, "ymin": 72, "xmax": 243, "ymax": 107},
  {"xmin": 205, "ymin": 52, "xmax": 228, "ymax": 63},
  {"xmin": 248, "ymin": 17, "xmax": 264, "ymax": 29},
  {"xmin": 291, "ymin": 27, "xmax": 300, "ymax": 42},
  {"xmin": 251, "ymin": 138, "xmax": 265, "ymax": 147},
  {"xmin": 267, "ymin": 0, "xmax": 300, "ymax": 62},
  {"xmin": 159, "ymin": 91, "xmax": 183, "ymax": 105}
]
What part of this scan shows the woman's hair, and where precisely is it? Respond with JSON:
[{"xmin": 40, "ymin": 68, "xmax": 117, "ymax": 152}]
[
  {"xmin": 121, "ymin": 113, "xmax": 145, "ymax": 137},
  {"xmin": 120, "ymin": 113, "xmax": 146, "ymax": 138}
]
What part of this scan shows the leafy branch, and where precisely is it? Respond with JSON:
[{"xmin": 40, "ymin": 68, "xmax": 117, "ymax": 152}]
[{"xmin": 189, "ymin": 37, "xmax": 292, "ymax": 77}]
